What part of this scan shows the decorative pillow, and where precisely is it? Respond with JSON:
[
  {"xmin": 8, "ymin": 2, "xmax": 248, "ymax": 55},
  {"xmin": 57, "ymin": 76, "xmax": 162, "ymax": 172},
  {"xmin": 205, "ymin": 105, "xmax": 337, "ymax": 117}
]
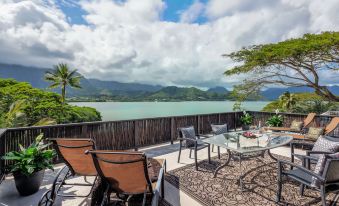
[
  {"xmin": 312, "ymin": 136, "xmax": 339, "ymax": 154},
  {"xmin": 311, "ymin": 152, "xmax": 339, "ymax": 187},
  {"xmin": 211, "ymin": 124, "xmax": 228, "ymax": 135},
  {"xmin": 180, "ymin": 126, "xmax": 197, "ymax": 147},
  {"xmin": 305, "ymin": 127, "xmax": 324, "ymax": 141},
  {"xmin": 290, "ymin": 120, "xmax": 303, "ymax": 131}
]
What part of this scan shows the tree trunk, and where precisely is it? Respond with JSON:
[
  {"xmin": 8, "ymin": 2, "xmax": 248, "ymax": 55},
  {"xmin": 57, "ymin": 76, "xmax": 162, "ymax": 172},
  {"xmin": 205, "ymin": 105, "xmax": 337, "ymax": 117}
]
[
  {"xmin": 61, "ymin": 84, "xmax": 66, "ymax": 104},
  {"xmin": 314, "ymin": 86, "xmax": 339, "ymax": 102}
]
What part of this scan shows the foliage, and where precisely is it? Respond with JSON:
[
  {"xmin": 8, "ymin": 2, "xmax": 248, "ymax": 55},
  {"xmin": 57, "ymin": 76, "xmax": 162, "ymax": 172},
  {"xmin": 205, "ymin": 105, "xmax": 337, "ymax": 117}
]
[
  {"xmin": 224, "ymin": 32, "xmax": 339, "ymax": 102},
  {"xmin": 2, "ymin": 134, "xmax": 55, "ymax": 176},
  {"xmin": 279, "ymin": 92, "xmax": 297, "ymax": 112},
  {"xmin": 0, "ymin": 78, "xmax": 101, "ymax": 128},
  {"xmin": 240, "ymin": 111, "xmax": 253, "ymax": 125},
  {"xmin": 266, "ymin": 113, "xmax": 283, "ymax": 127},
  {"xmin": 262, "ymin": 92, "xmax": 339, "ymax": 114},
  {"xmin": 45, "ymin": 63, "xmax": 82, "ymax": 104}
]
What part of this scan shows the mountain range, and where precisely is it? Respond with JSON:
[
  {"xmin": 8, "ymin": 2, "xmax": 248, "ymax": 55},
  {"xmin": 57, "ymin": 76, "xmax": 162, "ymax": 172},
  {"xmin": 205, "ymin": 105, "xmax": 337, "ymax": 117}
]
[{"xmin": 0, "ymin": 63, "xmax": 338, "ymax": 101}]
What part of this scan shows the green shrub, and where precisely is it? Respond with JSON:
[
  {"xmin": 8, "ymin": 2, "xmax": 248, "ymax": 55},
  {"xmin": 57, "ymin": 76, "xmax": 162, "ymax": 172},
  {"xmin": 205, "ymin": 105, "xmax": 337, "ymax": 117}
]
[{"xmin": 240, "ymin": 111, "xmax": 253, "ymax": 125}]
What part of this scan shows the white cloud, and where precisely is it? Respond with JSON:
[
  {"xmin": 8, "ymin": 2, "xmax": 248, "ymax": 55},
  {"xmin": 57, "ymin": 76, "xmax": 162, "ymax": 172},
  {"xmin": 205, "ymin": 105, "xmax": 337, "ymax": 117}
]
[
  {"xmin": 179, "ymin": 0, "xmax": 205, "ymax": 23},
  {"xmin": 0, "ymin": 0, "xmax": 338, "ymax": 88}
]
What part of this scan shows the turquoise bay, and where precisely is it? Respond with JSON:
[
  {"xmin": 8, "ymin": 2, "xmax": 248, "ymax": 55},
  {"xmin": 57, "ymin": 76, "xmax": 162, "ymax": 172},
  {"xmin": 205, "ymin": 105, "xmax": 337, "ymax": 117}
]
[{"xmin": 71, "ymin": 101, "xmax": 270, "ymax": 121}]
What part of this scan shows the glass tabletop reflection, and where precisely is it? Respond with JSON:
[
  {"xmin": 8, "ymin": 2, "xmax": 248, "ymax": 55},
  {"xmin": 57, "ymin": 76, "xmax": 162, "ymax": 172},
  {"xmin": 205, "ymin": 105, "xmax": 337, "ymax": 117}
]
[{"xmin": 202, "ymin": 130, "xmax": 293, "ymax": 154}]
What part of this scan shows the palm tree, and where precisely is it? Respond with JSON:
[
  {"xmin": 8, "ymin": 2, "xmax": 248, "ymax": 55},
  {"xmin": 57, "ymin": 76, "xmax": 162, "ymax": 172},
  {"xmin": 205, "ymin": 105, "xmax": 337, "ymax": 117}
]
[
  {"xmin": 279, "ymin": 91, "xmax": 297, "ymax": 112},
  {"xmin": 45, "ymin": 63, "xmax": 82, "ymax": 104}
]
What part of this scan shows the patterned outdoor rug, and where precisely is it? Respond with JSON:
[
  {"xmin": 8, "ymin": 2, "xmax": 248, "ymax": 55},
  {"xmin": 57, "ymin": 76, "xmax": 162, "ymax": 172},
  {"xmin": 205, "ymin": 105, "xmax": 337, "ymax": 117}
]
[{"xmin": 166, "ymin": 152, "xmax": 338, "ymax": 206}]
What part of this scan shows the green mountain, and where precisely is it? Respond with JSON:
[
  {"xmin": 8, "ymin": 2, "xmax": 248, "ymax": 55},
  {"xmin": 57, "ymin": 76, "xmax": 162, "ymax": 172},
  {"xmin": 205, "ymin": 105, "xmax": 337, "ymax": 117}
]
[{"xmin": 143, "ymin": 86, "xmax": 229, "ymax": 101}]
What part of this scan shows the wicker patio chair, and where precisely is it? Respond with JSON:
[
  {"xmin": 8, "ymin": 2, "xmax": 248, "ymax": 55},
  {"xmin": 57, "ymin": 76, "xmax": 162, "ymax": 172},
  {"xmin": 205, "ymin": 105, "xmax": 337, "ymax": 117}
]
[
  {"xmin": 86, "ymin": 150, "xmax": 166, "ymax": 206},
  {"xmin": 177, "ymin": 126, "xmax": 211, "ymax": 170},
  {"xmin": 268, "ymin": 113, "xmax": 316, "ymax": 133},
  {"xmin": 276, "ymin": 154, "xmax": 339, "ymax": 206},
  {"xmin": 38, "ymin": 138, "xmax": 98, "ymax": 206}
]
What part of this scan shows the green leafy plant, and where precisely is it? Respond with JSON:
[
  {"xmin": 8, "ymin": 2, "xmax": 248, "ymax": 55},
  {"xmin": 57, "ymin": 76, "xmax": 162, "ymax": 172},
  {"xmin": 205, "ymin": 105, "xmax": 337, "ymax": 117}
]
[
  {"xmin": 266, "ymin": 111, "xmax": 283, "ymax": 127},
  {"xmin": 240, "ymin": 111, "xmax": 253, "ymax": 125},
  {"xmin": 2, "ymin": 134, "xmax": 55, "ymax": 176}
]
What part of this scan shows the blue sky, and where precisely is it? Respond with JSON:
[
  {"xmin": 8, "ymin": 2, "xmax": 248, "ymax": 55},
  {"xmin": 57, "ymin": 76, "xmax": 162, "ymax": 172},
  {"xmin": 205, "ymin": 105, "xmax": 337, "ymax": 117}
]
[{"xmin": 59, "ymin": 0, "xmax": 209, "ymax": 25}]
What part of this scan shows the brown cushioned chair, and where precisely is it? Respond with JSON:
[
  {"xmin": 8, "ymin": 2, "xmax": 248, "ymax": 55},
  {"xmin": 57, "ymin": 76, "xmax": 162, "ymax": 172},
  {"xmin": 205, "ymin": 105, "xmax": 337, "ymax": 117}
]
[
  {"xmin": 267, "ymin": 113, "xmax": 316, "ymax": 133},
  {"xmin": 86, "ymin": 150, "xmax": 165, "ymax": 206},
  {"xmin": 290, "ymin": 117, "xmax": 339, "ymax": 141},
  {"xmin": 38, "ymin": 138, "xmax": 98, "ymax": 206}
]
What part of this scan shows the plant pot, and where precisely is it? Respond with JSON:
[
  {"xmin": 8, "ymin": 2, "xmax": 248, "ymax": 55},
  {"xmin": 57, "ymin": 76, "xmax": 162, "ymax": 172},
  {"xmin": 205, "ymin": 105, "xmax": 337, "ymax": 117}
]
[
  {"xmin": 13, "ymin": 170, "xmax": 45, "ymax": 196},
  {"xmin": 242, "ymin": 125, "xmax": 250, "ymax": 131}
]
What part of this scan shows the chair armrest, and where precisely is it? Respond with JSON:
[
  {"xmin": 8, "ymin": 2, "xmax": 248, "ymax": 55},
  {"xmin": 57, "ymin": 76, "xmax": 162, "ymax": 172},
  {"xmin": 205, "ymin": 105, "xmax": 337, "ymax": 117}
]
[
  {"xmin": 306, "ymin": 151, "xmax": 333, "ymax": 155},
  {"xmin": 291, "ymin": 141, "xmax": 314, "ymax": 148},
  {"xmin": 278, "ymin": 160, "xmax": 325, "ymax": 182},
  {"xmin": 178, "ymin": 137, "xmax": 198, "ymax": 142}
]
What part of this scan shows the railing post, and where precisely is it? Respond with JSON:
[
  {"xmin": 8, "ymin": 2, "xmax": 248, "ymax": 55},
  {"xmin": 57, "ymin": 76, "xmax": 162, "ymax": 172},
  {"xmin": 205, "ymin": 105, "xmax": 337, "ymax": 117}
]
[
  {"xmin": 234, "ymin": 112, "xmax": 237, "ymax": 131},
  {"xmin": 170, "ymin": 117, "xmax": 175, "ymax": 144},
  {"xmin": 197, "ymin": 115, "xmax": 201, "ymax": 134},
  {"xmin": 0, "ymin": 129, "xmax": 6, "ymax": 184},
  {"xmin": 134, "ymin": 120, "xmax": 138, "ymax": 151},
  {"xmin": 81, "ymin": 125, "xmax": 88, "ymax": 138}
]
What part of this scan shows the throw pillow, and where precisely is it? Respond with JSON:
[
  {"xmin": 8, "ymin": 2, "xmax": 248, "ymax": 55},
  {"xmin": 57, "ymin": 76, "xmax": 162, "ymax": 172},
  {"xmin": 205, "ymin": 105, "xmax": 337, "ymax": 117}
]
[
  {"xmin": 305, "ymin": 127, "xmax": 324, "ymax": 141},
  {"xmin": 180, "ymin": 126, "xmax": 197, "ymax": 147},
  {"xmin": 290, "ymin": 120, "xmax": 303, "ymax": 131},
  {"xmin": 211, "ymin": 124, "xmax": 228, "ymax": 135},
  {"xmin": 312, "ymin": 136, "xmax": 339, "ymax": 154}
]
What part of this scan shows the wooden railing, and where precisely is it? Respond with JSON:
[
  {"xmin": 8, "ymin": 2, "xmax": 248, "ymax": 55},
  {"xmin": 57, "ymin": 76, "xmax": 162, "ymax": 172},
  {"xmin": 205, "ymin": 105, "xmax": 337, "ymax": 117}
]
[{"xmin": 0, "ymin": 111, "xmax": 337, "ymax": 182}]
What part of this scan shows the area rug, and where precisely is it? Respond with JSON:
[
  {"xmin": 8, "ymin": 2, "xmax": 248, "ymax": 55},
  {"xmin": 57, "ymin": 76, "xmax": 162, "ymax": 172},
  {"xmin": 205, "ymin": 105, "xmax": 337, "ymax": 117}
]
[{"xmin": 165, "ymin": 153, "xmax": 338, "ymax": 206}]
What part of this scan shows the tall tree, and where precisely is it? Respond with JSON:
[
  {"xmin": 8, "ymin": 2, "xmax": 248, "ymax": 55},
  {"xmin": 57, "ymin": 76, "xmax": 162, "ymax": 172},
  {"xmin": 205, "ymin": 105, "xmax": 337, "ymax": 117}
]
[
  {"xmin": 224, "ymin": 32, "xmax": 339, "ymax": 101},
  {"xmin": 45, "ymin": 63, "xmax": 82, "ymax": 104},
  {"xmin": 279, "ymin": 91, "xmax": 297, "ymax": 112}
]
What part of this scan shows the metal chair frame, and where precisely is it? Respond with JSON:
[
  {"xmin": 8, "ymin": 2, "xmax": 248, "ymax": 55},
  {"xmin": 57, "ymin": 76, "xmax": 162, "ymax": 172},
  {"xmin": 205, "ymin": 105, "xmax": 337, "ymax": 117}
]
[
  {"xmin": 38, "ymin": 138, "xmax": 98, "ymax": 206},
  {"xmin": 86, "ymin": 150, "xmax": 165, "ymax": 206}
]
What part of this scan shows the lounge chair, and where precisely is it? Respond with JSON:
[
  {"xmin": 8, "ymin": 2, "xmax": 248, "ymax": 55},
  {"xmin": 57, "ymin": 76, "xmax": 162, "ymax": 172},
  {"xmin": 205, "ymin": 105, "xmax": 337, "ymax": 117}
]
[
  {"xmin": 277, "ymin": 153, "xmax": 339, "ymax": 206},
  {"xmin": 177, "ymin": 126, "xmax": 211, "ymax": 170},
  {"xmin": 38, "ymin": 138, "xmax": 98, "ymax": 206},
  {"xmin": 86, "ymin": 150, "xmax": 166, "ymax": 206},
  {"xmin": 289, "ymin": 117, "xmax": 339, "ymax": 141},
  {"xmin": 267, "ymin": 113, "xmax": 316, "ymax": 133}
]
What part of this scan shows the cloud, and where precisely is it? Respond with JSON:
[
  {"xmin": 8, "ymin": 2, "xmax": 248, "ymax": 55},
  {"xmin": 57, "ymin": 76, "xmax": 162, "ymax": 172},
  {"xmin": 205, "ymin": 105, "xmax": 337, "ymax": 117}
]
[
  {"xmin": 179, "ymin": 0, "xmax": 205, "ymax": 23},
  {"xmin": 0, "ymin": 0, "xmax": 338, "ymax": 88}
]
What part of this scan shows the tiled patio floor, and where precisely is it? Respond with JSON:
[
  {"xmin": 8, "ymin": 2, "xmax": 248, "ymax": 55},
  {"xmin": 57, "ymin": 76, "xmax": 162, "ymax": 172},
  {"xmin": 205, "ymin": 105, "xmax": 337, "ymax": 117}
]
[{"xmin": 0, "ymin": 141, "xmax": 305, "ymax": 206}]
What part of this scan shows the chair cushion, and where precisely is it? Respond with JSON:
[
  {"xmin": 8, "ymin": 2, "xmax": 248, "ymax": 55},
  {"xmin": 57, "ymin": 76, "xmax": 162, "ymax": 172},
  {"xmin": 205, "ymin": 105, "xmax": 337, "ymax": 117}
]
[
  {"xmin": 312, "ymin": 136, "xmax": 339, "ymax": 154},
  {"xmin": 211, "ymin": 124, "xmax": 228, "ymax": 135},
  {"xmin": 290, "ymin": 120, "xmax": 303, "ymax": 131},
  {"xmin": 305, "ymin": 127, "xmax": 324, "ymax": 141},
  {"xmin": 180, "ymin": 126, "xmax": 197, "ymax": 147},
  {"xmin": 312, "ymin": 152, "xmax": 339, "ymax": 187}
]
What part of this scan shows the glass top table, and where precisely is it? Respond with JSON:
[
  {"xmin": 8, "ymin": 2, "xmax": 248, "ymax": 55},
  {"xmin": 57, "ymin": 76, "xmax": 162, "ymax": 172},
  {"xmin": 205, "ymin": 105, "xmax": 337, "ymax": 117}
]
[
  {"xmin": 202, "ymin": 130, "xmax": 293, "ymax": 191},
  {"xmin": 202, "ymin": 130, "xmax": 293, "ymax": 154}
]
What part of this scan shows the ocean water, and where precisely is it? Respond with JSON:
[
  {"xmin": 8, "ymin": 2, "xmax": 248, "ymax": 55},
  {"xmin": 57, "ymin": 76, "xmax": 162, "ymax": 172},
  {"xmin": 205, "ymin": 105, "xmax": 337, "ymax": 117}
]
[{"xmin": 70, "ymin": 101, "xmax": 270, "ymax": 121}]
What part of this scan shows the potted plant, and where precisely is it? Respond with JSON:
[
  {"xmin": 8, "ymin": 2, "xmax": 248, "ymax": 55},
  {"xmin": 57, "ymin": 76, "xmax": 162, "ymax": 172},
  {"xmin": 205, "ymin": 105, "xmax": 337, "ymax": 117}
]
[
  {"xmin": 240, "ymin": 111, "xmax": 253, "ymax": 130},
  {"xmin": 2, "ymin": 134, "xmax": 55, "ymax": 196},
  {"xmin": 266, "ymin": 110, "xmax": 283, "ymax": 127}
]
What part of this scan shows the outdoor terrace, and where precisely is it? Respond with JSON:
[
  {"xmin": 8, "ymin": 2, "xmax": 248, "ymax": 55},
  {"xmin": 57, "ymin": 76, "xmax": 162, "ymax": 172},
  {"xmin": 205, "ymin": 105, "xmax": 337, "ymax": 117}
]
[{"xmin": 0, "ymin": 111, "xmax": 338, "ymax": 206}]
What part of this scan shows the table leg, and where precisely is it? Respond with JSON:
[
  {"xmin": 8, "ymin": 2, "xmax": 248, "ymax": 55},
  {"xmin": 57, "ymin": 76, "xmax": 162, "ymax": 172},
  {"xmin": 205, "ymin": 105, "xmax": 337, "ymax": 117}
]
[
  {"xmin": 239, "ymin": 153, "xmax": 245, "ymax": 191},
  {"xmin": 213, "ymin": 149, "xmax": 231, "ymax": 178},
  {"xmin": 267, "ymin": 149, "xmax": 277, "ymax": 161}
]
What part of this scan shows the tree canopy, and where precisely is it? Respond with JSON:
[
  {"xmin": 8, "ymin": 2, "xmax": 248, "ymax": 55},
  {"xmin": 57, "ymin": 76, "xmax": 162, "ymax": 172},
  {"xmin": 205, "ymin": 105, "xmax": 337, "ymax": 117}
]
[
  {"xmin": 0, "ymin": 79, "xmax": 101, "ymax": 128},
  {"xmin": 224, "ymin": 32, "xmax": 339, "ymax": 101}
]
